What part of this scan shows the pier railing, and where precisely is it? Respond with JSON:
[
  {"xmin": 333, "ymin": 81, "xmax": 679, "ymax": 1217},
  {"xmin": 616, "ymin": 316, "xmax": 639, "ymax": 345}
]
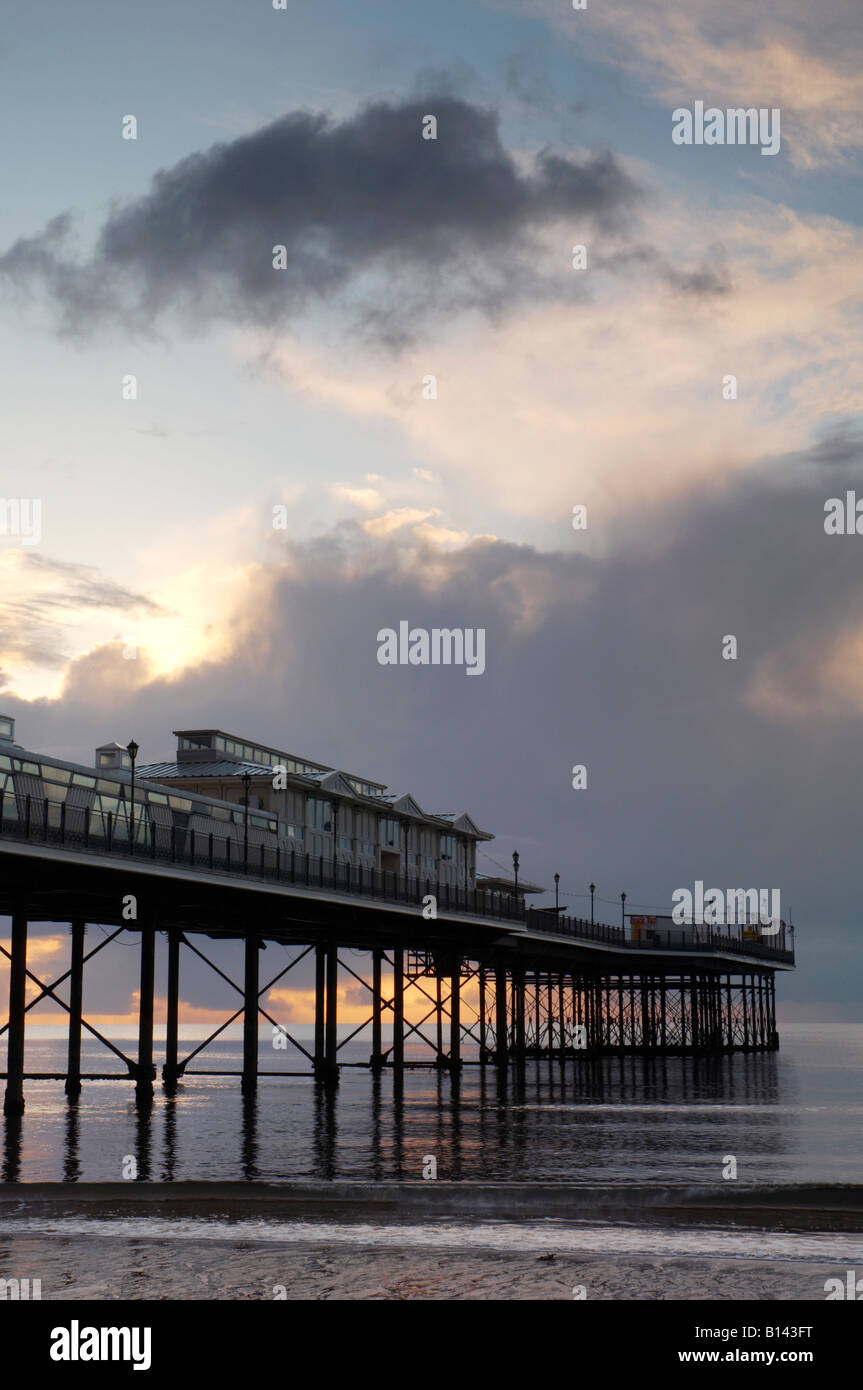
[
  {"xmin": 0, "ymin": 792, "xmax": 794, "ymax": 964},
  {"xmin": 525, "ymin": 909, "xmax": 794, "ymax": 963}
]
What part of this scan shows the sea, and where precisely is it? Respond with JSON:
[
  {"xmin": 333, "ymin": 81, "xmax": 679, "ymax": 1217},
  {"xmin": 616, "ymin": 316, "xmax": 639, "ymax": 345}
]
[{"xmin": 1, "ymin": 1021, "xmax": 860, "ymax": 1186}]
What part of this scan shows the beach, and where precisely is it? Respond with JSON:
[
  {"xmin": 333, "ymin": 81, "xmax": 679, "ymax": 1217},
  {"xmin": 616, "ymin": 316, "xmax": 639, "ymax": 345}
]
[
  {"xmin": 1, "ymin": 1183, "xmax": 860, "ymax": 1301},
  {"xmin": 0, "ymin": 1232, "xmax": 853, "ymax": 1301}
]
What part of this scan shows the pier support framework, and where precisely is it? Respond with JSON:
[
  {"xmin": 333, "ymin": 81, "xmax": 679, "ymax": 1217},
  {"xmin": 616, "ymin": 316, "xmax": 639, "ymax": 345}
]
[{"xmin": 1, "ymin": 910, "xmax": 780, "ymax": 1111}]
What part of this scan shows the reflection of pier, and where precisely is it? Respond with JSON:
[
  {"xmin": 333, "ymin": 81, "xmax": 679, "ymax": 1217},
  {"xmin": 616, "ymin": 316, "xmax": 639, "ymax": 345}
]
[{"xmin": 0, "ymin": 797, "xmax": 793, "ymax": 1116}]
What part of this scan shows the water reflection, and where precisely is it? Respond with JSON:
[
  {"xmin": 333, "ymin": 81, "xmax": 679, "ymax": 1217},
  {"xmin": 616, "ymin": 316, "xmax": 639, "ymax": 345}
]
[
  {"xmin": 240, "ymin": 1092, "xmax": 259, "ymax": 1181},
  {"xmin": 63, "ymin": 1103, "xmax": 81, "ymax": 1183},
  {"xmin": 0, "ymin": 1030, "xmax": 848, "ymax": 1185},
  {"xmin": 1, "ymin": 1114, "xmax": 22, "ymax": 1183}
]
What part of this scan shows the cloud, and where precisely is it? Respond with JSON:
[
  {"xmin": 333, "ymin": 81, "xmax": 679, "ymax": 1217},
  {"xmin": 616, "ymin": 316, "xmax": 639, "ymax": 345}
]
[
  {"xmin": 258, "ymin": 197, "xmax": 863, "ymax": 532},
  {"xmin": 0, "ymin": 96, "xmax": 641, "ymax": 343},
  {"xmin": 330, "ymin": 484, "xmax": 385, "ymax": 512},
  {"xmin": 0, "ymin": 552, "xmax": 161, "ymax": 673},
  {"xmin": 5, "ymin": 479, "xmax": 863, "ymax": 1011},
  {"xmin": 362, "ymin": 507, "xmax": 439, "ymax": 536},
  {"xmin": 521, "ymin": 0, "xmax": 863, "ymax": 169}
]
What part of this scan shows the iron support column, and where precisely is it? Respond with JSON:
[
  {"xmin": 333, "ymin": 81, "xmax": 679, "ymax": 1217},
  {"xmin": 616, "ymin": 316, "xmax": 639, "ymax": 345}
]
[
  {"xmin": 163, "ymin": 927, "xmax": 181, "ymax": 1091},
  {"xmin": 392, "ymin": 946, "xmax": 404, "ymax": 1084},
  {"xmin": 65, "ymin": 918, "xmax": 86, "ymax": 1099},
  {"xmin": 324, "ymin": 942, "xmax": 339, "ymax": 1085},
  {"xmin": 370, "ymin": 947, "xmax": 383, "ymax": 1072},
  {"xmin": 241, "ymin": 932, "xmax": 259, "ymax": 1095},
  {"xmin": 450, "ymin": 959, "xmax": 461, "ymax": 1073},
  {"xmin": 515, "ymin": 965, "xmax": 526, "ymax": 1063},
  {"xmin": 314, "ymin": 944, "xmax": 326, "ymax": 1077},
  {"xmin": 3, "ymin": 909, "xmax": 28, "ymax": 1116},
  {"xmin": 135, "ymin": 920, "xmax": 156, "ymax": 1105},
  {"xmin": 495, "ymin": 961, "xmax": 508, "ymax": 1067}
]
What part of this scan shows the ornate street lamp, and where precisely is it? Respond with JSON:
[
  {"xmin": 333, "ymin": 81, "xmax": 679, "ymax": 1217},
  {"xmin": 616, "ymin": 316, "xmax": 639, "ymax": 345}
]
[
  {"xmin": 126, "ymin": 740, "xmax": 139, "ymax": 854},
  {"xmin": 589, "ymin": 882, "xmax": 595, "ymax": 926},
  {"xmin": 621, "ymin": 891, "xmax": 627, "ymax": 929},
  {"xmin": 554, "ymin": 872, "xmax": 560, "ymax": 913},
  {"xmin": 512, "ymin": 850, "xmax": 519, "ymax": 894},
  {"xmin": 242, "ymin": 770, "xmax": 251, "ymax": 872}
]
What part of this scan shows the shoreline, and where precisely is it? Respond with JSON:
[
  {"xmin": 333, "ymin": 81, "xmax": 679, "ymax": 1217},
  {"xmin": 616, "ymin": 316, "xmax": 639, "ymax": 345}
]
[
  {"xmin": 1, "ymin": 1181, "xmax": 862, "ymax": 1232},
  {"xmin": 2, "ymin": 1183, "xmax": 860, "ymax": 1300}
]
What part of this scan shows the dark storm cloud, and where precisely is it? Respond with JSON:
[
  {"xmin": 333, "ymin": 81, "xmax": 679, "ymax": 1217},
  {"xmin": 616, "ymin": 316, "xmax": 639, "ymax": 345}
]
[
  {"xmin": 0, "ymin": 97, "xmax": 640, "ymax": 340},
  {"xmin": 7, "ymin": 468, "xmax": 863, "ymax": 1009}
]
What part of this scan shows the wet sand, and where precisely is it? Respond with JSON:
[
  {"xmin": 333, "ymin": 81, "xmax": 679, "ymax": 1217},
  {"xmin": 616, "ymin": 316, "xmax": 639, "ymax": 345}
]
[
  {"xmin": 0, "ymin": 1231, "xmax": 849, "ymax": 1300},
  {"xmin": 1, "ymin": 1183, "xmax": 860, "ymax": 1301}
]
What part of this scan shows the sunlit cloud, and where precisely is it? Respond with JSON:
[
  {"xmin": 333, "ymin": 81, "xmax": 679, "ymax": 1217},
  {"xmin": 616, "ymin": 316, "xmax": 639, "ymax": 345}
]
[{"xmin": 522, "ymin": 0, "xmax": 863, "ymax": 169}]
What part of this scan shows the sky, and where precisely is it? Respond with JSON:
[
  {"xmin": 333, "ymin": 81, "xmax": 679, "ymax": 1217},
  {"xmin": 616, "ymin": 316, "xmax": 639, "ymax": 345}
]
[{"xmin": 1, "ymin": 0, "xmax": 862, "ymax": 1023}]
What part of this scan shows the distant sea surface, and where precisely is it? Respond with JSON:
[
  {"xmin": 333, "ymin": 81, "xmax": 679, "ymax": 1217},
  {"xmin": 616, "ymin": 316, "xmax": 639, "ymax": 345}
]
[{"xmin": 1, "ymin": 1023, "xmax": 861, "ymax": 1186}]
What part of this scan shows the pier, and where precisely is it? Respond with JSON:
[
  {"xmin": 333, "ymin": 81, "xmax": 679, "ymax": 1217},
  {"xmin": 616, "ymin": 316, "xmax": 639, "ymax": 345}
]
[{"xmin": 0, "ymin": 796, "xmax": 794, "ymax": 1114}]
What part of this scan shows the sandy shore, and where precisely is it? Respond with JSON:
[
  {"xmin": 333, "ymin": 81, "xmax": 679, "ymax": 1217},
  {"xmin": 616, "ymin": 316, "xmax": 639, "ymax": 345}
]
[
  {"xmin": 1, "ymin": 1184, "xmax": 860, "ymax": 1300},
  {"xmin": 0, "ymin": 1231, "xmax": 849, "ymax": 1300}
]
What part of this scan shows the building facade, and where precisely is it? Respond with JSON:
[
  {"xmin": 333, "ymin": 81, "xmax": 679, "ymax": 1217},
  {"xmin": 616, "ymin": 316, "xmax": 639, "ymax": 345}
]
[
  {"xmin": 136, "ymin": 728, "xmax": 494, "ymax": 889},
  {"xmin": 0, "ymin": 716, "xmax": 542, "ymax": 899}
]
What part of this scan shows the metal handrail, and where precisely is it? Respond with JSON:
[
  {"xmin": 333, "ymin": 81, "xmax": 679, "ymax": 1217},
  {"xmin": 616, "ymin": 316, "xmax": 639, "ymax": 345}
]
[{"xmin": 0, "ymin": 791, "xmax": 795, "ymax": 964}]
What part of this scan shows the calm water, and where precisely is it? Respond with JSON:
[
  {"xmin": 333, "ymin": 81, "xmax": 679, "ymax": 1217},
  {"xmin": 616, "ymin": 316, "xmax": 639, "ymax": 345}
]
[{"xmin": 1, "ymin": 1023, "xmax": 861, "ymax": 1186}]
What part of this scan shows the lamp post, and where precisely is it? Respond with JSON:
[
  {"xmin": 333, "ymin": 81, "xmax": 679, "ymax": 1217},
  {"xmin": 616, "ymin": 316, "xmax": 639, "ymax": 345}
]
[
  {"xmin": 621, "ymin": 891, "xmax": 626, "ymax": 929},
  {"xmin": 554, "ymin": 872, "xmax": 560, "ymax": 913},
  {"xmin": 126, "ymin": 740, "xmax": 139, "ymax": 855},
  {"xmin": 330, "ymin": 801, "xmax": 339, "ymax": 874},
  {"xmin": 242, "ymin": 771, "xmax": 251, "ymax": 872},
  {"xmin": 589, "ymin": 882, "xmax": 595, "ymax": 926},
  {"xmin": 512, "ymin": 850, "xmax": 519, "ymax": 894}
]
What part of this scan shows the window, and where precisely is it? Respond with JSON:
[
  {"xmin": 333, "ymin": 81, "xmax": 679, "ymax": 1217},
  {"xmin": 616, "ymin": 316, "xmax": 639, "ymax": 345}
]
[
  {"xmin": 307, "ymin": 797, "xmax": 331, "ymax": 829},
  {"xmin": 337, "ymin": 835, "xmax": 352, "ymax": 852},
  {"xmin": 0, "ymin": 717, "xmax": 14, "ymax": 739},
  {"xmin": 347, "ymin": 778, "xmax": 381, "ymax": 797},
  {"xmin": 441, "ymin": 834, "xmax": 457, "ymax": 861},
  {"xmin": 380, "ymin": 817, "xmax": 400, "ymax": 848}
]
